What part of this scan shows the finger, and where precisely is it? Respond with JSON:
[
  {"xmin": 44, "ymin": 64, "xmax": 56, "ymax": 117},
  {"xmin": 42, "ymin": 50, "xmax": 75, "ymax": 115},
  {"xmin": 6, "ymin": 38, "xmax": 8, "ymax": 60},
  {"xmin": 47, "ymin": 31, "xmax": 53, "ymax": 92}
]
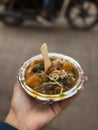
[{"xmin": 13, "ymin": 82, "xmax": 28, "ymax": 97}]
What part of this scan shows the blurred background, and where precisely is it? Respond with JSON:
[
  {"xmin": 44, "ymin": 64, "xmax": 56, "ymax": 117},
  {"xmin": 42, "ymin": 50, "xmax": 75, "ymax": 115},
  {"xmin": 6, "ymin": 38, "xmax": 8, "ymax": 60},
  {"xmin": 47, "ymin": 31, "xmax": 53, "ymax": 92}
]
[{"xmin": 0, "ymin": 0, "xmax": 98, "ymax": 130}]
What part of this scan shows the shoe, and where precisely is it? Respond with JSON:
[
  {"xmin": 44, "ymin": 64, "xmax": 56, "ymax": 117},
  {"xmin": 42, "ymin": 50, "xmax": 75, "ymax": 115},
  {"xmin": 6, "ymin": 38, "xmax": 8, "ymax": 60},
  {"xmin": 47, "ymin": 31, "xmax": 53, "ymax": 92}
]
[{"xmin": 36, "ymin": 15, "xmax": 54, "ymax": 26}]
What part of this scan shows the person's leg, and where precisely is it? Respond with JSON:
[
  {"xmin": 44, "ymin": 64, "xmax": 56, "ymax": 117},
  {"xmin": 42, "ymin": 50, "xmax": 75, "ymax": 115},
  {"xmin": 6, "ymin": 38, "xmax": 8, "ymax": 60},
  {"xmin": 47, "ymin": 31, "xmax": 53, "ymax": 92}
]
[
  {"xmin": 42, "ymin": 0, "xmax": 57, "ymax": 14},
  {"xmin": 36, "ymin": 0, "xmax": 56, "ymax": 26},
  {"xmin": 40, "ymin": 0, "xmax": 49, "ymax": 18},
  {"xmin": 42, "ymin": 0, "xmax": 49, "ymax": 11}
]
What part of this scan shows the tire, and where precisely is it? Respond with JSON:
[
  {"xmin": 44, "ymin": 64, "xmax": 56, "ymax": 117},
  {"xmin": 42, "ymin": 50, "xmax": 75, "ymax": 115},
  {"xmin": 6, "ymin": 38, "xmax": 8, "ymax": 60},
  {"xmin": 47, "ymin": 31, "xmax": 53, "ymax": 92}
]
[
  {"xmin": 2, "ymin": 16, "xmax": 23, "ymax": 26},
  {"xmin": 66, "ymin": 0, "xmax": 98, "ymax": 30}
]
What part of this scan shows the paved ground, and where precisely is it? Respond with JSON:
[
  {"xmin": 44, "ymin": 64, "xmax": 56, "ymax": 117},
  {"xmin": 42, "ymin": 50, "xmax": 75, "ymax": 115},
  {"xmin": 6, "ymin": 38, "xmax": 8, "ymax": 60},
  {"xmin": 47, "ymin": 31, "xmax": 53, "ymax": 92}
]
[{"xmin": 0, "ymin": 19, "xmax": 98, "ymax": 130}]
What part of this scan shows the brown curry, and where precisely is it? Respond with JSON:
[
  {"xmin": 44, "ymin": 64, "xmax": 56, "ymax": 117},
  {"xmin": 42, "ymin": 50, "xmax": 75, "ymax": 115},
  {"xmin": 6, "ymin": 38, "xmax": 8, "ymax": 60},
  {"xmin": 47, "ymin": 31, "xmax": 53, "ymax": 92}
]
[{"xmin": 25, "ymin": 57, "xmax": 79, "ymax": 95}]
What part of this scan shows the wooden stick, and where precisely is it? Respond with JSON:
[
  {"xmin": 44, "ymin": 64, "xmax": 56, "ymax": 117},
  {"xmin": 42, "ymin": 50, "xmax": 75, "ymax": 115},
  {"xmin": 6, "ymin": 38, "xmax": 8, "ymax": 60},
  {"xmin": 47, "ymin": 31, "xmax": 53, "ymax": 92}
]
[{"xmin": 40, "ymin": 43, "xmax": 52, "ymax": 72}]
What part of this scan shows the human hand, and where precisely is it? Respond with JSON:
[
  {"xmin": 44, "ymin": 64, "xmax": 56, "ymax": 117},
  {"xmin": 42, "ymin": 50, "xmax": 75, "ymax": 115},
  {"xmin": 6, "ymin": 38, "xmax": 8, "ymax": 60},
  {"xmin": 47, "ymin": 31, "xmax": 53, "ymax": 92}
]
[{"xmin": 5, "ymin": 83, "xmax": 84, "ymax": 130}]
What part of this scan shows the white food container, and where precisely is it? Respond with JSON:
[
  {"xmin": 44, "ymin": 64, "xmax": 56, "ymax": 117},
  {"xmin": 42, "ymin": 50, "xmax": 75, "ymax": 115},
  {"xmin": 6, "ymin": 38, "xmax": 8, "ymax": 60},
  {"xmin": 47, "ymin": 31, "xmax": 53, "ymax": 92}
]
[{"xmin": 18, "ymin": 53, "xmax": 86, "ymax": 102}]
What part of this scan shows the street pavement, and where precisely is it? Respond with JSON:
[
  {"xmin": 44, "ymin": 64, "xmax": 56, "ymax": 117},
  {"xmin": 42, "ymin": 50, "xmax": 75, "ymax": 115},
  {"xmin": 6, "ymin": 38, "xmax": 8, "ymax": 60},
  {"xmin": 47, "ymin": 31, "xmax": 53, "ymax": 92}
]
[{"xmin": 0, "ymin": 19, "xmax": 98, "ymax": 130}]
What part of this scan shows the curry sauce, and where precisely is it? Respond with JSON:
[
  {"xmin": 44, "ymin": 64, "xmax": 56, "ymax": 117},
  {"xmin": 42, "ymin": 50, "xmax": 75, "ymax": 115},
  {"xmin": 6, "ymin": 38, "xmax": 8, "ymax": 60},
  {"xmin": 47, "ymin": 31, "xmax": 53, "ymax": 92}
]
[{"xmin": 25, "ymin": 57, "xmax": 79, "ymax": 95}]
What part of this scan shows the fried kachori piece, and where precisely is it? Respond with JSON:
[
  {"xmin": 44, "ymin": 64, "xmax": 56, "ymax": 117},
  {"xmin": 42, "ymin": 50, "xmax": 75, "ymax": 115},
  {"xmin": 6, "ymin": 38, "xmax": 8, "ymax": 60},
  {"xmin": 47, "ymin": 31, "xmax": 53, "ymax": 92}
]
[
  {"xmin": 25, "ymin": 73, "xmax": 43, "ymax": 87},
  {"xmin": 62, "ymin": 61, "xmax": 73, "ymax": 72}
]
